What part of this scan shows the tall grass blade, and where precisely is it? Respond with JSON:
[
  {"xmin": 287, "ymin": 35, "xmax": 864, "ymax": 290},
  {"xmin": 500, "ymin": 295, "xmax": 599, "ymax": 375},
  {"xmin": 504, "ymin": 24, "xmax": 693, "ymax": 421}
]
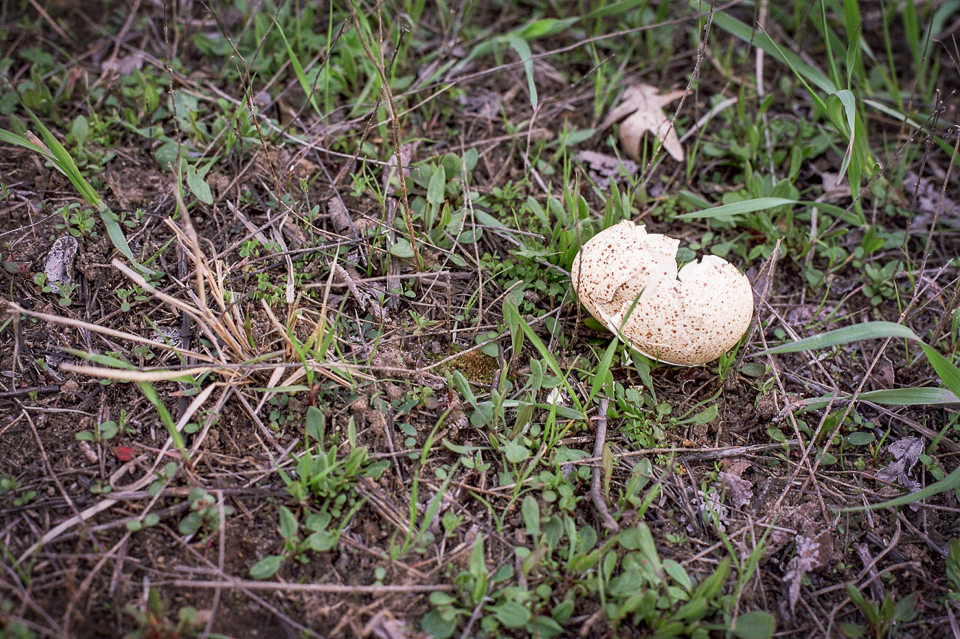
[
  {"xmin": 801, "ymin": 387, "xmax": 960, "ymax": 409},
  {"xmin": 755, "ymin": 322, "xmax": 918, "ymax": 355},
  {"xmin": 846, "ymin": 464, "xmax": 960, "ymax": 511}
]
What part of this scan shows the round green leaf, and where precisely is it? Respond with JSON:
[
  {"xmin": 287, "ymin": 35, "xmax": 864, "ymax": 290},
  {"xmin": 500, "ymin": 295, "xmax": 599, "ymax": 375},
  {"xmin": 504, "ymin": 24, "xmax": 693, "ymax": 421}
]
[
  {"xmin": 732, "ymin": 611, "xmax": 776, "ymax": 639},
  {"xmin": 186, "ymin": 165, "xmax": 213, "ymax": 205},
  {"xmin": 249, "ymin": 555, "xmax": 284, "ymax": 580},
  {"xmin": 846, "ymin": 431, "xmax": 876, "ymax": 446},
  {"xmin": 493, "ymin": 601, "xmax": 531, "ymax": 629},
  {"xmin": 390, "ymin": 238, "xmax": 415, "ymax": 259}
]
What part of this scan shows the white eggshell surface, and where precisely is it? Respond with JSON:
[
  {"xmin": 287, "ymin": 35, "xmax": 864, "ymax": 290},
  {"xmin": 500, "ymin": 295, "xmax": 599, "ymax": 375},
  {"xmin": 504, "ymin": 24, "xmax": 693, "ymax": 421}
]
[{"xmin": 571, "ymin": 221, "xmax": 753, "ymax": 366}]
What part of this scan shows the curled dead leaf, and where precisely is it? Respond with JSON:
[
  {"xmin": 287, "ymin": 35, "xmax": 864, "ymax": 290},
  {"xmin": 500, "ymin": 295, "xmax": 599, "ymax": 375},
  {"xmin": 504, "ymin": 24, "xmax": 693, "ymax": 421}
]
[
  {"xmin": 782, "ymin": 530, "xmax": 833, "ymax": 614},
  {"xmin": 44, "ymin": 236, "xmax": 78, "ymax": 294},
  {"xmin": 599, "ymin": 83, "xmax": 685, "ymax": 162},
  {"xmin": 719, "ymin": 460, "xmax": 754, "ymax": 509}
]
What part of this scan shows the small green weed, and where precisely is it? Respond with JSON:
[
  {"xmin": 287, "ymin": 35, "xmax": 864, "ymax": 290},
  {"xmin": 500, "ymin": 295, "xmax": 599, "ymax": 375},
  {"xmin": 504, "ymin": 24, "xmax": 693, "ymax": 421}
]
[
  {"xmin": 122, "ymin": 588, "xmax": 204, "ymax": 639},
  {"xmin": 421, "ymin": 522, "xmax": 775, "ymax": 638},
  {"xmin": 840, "ymin": 585, "xmax": 918, "ymax": 639},
  {"xmin": 0, "ymin": 475, "xmax": 36, "ymax": 507},
  {"xmin": 0, "ymin": 598, "xmax": 35, "ymax": 639},
  {"xmin": 178, "ymin": 488, "xmax": 233, "ymax": 540},
  {"xmin": 251, "ymin": 407, "xmax": 389, "ymax": 579}
]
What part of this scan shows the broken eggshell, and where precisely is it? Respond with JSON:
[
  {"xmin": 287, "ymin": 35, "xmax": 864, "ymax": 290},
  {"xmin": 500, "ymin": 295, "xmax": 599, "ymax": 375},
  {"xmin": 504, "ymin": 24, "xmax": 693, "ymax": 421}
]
[{"xmin": 571, "ymin": 220, "xmax": 753, "ymax": 366}]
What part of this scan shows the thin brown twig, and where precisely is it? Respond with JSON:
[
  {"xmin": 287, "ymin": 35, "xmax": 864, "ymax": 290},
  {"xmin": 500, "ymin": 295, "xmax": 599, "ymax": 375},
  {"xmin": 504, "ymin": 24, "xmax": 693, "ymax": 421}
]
[
  {"xmin": 590, "ymin": 398, "xmax": 619, "ymax": 531},
  {"xmin": 171, "ymin": 580, "xmax": 452, "ymax": 593}
]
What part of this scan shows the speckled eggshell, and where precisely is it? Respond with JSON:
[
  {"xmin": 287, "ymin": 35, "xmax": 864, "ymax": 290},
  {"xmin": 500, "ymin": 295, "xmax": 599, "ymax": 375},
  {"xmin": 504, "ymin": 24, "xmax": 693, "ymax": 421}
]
[
  {"xmin": 571, "ymin": 221, "xmax": 671, "ymax": 320},
  {"xmin": 571, "ymin": 222, "xmax": 754, "ymax": 366}
]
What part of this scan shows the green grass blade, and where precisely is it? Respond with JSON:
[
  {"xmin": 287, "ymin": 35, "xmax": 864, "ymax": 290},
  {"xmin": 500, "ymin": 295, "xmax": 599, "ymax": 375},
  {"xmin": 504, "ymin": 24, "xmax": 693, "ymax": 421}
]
[
  {"xmin": 137, "ymin": 380, "xmax": 188, "ymax": 458},
  {"xmin": 62, "ymin": 348, "xmax": 138, "ymax": 370},
  {"xmin": 273, "ymin": 18, "xmax": 321, "ymax": 119},
  {"xmin": 676, "ymin": 197, "xmax": 798, "ymax": 220},
  {"xmin": 801, "ymin": 387, "xmax": 960, "ymax": 409},
  {"xmin": 830, "ymin": 89, "xmax": 857, "ymax": 182},
  {"xmin": 5, "ymin": 113, "xmax": 154, "ymax": 274},
  {"xmin": 505, "ymin": 34, "xmax": 537, "ymax": 109},
  {"xmin": 845, "ymin": 464, "xmax": 960, "ymax": 511},
  {"xmin": 504, "ymin": 302, "xmax": 583, "ymax": 414},
  {"xmin": 754, "ymin": 322, "xmax": 919, "ymax": 356},
  {"xmin": 26, "ymin": 111, "xmax": 100, "ymax": 206},
  {"xmin": 0, "ymin": 128, "xmax": 54, "ymax": 161},
  {"xmin": 706, "ymin": 8, "xmax": 835, "ymax": 94},
  {"xmin": 918, "ymin": 343, "xmax": 960, "ymax": 400},
  {"xmin": 585, "ymin": 0, "xmax": 646, "ymax": 20},
  {"xmin": 820, "ymin": 0, "xmax": 841, "ymax": 91},
  {"xmin": 590, "ymin": 338, "xmax": 619, "ymax": 402},
  {"xmin": 99, "ymin": 208, "xmax": 153, "ymax": 274}
]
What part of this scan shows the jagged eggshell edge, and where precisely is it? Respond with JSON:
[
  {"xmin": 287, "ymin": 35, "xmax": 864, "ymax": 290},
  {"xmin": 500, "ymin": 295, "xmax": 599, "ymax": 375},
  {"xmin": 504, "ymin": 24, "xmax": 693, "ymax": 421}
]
[{"xmin": 572, "ymin": 223, "xmax": 753, "ymax": 366}]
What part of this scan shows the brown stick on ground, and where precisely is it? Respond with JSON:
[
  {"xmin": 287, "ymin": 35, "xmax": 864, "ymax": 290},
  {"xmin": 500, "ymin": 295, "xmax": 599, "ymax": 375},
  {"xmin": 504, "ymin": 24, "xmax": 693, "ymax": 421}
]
[{"xmin": 591, "ymin": 398, "xmax": 619, "ymax": 532}]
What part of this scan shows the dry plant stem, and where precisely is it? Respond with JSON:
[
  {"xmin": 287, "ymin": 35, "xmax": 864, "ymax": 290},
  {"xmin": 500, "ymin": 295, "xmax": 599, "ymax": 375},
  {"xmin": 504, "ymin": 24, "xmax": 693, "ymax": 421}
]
[
  {"xmin": 640, "ymin": 0, "xmax": 713, "ymax": 183},
  {"xmin": 913, "ymin": 124, "xmax": 960, "ymax": 302},
  {"xmin": 6, "ymin": 302, "xmax": 220, "ymax": 362},
  {"xmin": 754, "ymin": 0, "xmax": 775, "ymax": 176},
  {"xmin": 16, "ymin": 384, "xmax": 213, "ymax": 562},
  {"xmin": 947, "ymin": 602, "xmax": 960, "ymax": 639},
  {"xmin": 573, "ymin": 440, "xmax": 800, "ymax": 466},
  {"xmin": 0, "ymin": 563, "xmax": 70, "ymax": 638},
  {"xmin": 166, "ymin": 539, "xmax": 322, "ymax": 639},
  {"xmin": 318, "ymin": 156, "xmax": 369, "ymax": 267},
  {"xmin": 855, "ymin": 542, "xmax": 885, "ymax": 600},
  {"xmin": 349, "ymin": 7, "xmax": 422, "ymax": 270},
  {"xmin": 930, "ymin": 277, "xmax": 960, "ymax": 346},
  {"xmin": 62, "ymin": 533, "xmax": 131, "ymax": 633},
  {"xmin": 761, "ymin": 323, "xmax": 830, "ymax": 521},
  {"xmin": 0, "ymin": 384, "xmax": 59, "ymax": 399},
  {"xmin": 726, "ymin": 238, "xmax": 781, "ymax": 388},
  {"xmin": 590, "ymin": 399, "xmax": 619, "ymax": 531},
  {"xmin": 171, "ymin": 580, "xmax": 451, "ymax": 594},
  {"xmin": 199, "ymin": 490, "xmax": 227, "ymax": 639}
]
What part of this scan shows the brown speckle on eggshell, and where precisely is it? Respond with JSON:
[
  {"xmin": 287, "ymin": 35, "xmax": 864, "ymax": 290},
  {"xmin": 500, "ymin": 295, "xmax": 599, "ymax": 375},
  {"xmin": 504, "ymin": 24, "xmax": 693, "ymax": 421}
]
[{"xmin": 571, "ymin": 221, "xmax": 753, "ymax": 366}]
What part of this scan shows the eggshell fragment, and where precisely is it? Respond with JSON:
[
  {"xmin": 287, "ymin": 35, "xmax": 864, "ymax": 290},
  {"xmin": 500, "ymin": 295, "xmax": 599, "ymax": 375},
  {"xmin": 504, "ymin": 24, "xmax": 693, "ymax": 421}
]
[{"xmin": 571, "ymin": 221, "xmax": 753, "ymax": 366}]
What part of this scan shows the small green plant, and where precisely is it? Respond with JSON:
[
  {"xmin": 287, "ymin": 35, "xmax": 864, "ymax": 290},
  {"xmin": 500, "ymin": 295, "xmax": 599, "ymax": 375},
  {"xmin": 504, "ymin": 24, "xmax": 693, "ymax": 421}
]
[
  {"xmin": 126, "ymin": 513, "xmax": 161, "ymax": 533},
  {"xmin": 77, "ymin": 414, "xmax": 123, "ymax": 443},
  {"xmin": 0, "ymin": 598, "xmax": 36, "ymax": 639},
  {"xmin": 250, "ymin": 407, "xmax": 389, "ymax": 579},
  {"xmin": 57, "ymin": 202, "xmax": 97, "ymax": 237},
  {"xmin": 116, "ymin": 286, "xmax": 148, "ymax": 312},
  {"xmin": 1, "ymin": 475, "xmax": 36, "ymax": 507},
  {"xmin": 421, "ymin": 522, "xmax": 776, "ymax": 639},
  {"xmin": 841, "ymin": 585, "xmax": 918, "ymax": 639},
  {"xmin": 148, "ymin": 462, "xmax": 179, "ymax": 498},
  {"xmin": 122, "ymin": 588, "xmax": 202, "ymax": 639},
  {"xmin": 280, "ymin": 407, "xmax": 389, "ymax": 508},
  {"xmin": 862, "ymin": 260, "xmax": 902, "ymax": 306},
  {"xmin": 248, "ymin": 505, "xmax": 343, "ymax": 579},
  {"xmin": 178, "ymin": 488, "xmax": 233, "ymax": 539},
  {"xmin": 945, "ymin": 538, "xmax": 960, "ymax": 602}
]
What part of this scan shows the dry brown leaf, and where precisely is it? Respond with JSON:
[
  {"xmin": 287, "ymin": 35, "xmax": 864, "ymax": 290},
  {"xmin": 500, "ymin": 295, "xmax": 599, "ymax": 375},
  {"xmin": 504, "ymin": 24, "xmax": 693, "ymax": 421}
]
[
  {"xmin": 876, "ymin": 436, "xmax": 923, "ymax": 492},
  {"xmin": 719, "ymin": 460, "xmax": 754, "ymax": 509},
  {"xmin": 576, "ymin": 150, "xmax": 639, "ymax": 188},
  {"xmin": 599, "ymin": 84, "xmax": 686, "ymax": 162},
  {"xmin": 44, "ymin": 236, "xmax": 78, "ymax": 294},
  {"xmin": 328, "ymin": 198, "xmax": 353, "ymax": 234},
  {"xmin": 782, "ymin": 530, "xmax": 833, "ymax": 614}
]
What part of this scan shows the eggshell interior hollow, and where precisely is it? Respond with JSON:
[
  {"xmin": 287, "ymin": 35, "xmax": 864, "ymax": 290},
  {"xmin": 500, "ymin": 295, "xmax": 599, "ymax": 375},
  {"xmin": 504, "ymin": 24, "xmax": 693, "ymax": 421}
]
[{"xmin": 571, "ymin": 221, "xmax": 753, "ymax": 366}]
